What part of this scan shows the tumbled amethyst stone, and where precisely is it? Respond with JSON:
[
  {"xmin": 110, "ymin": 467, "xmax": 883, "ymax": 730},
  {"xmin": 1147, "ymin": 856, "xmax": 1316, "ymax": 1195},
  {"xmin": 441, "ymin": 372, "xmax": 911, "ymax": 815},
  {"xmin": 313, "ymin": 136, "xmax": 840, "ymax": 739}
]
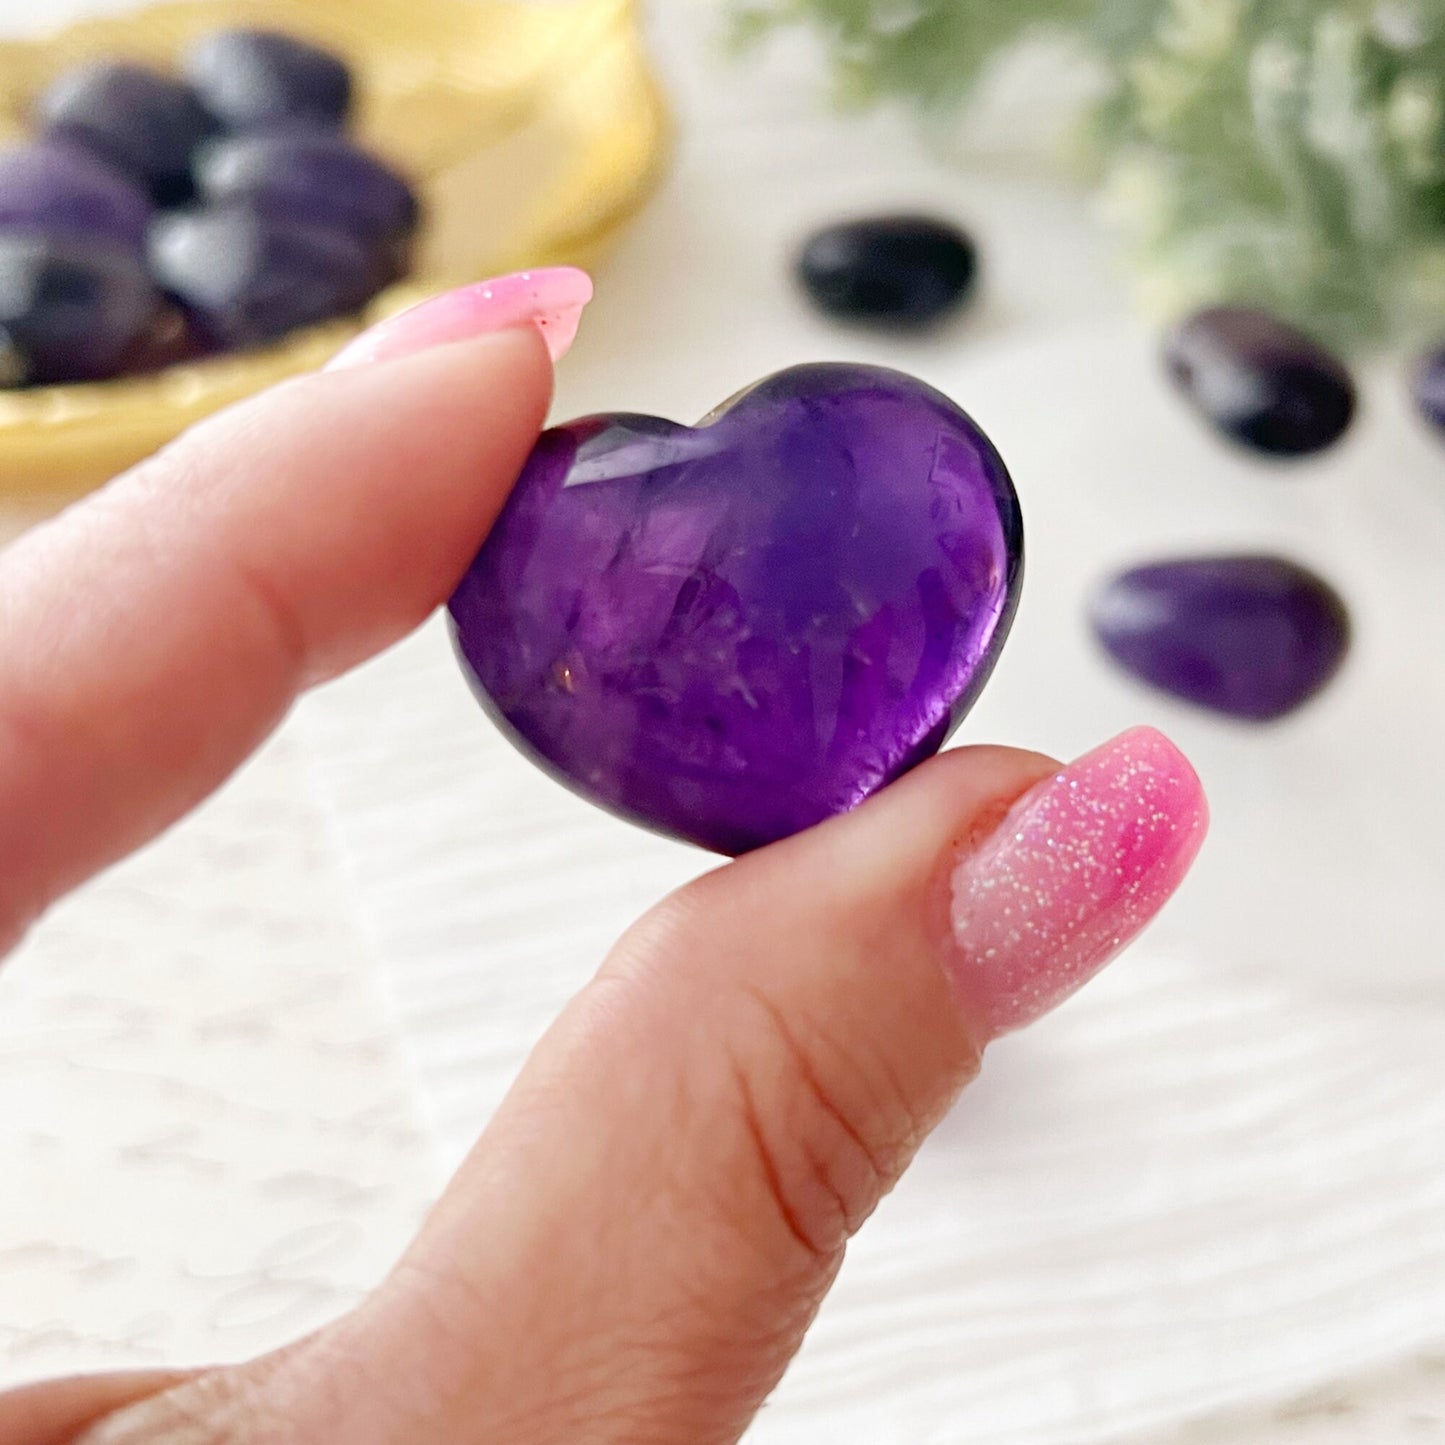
[
  {"xmin": 0, "ymin": 141, "xmax": 153, "ymax": 255},
  {"xmin": 148, "ymin": 203, "xmax": 376, "ymax": 347},
  {"xmin": 1092, "ymin": 555, "xmax": 1350, "ymax": 722},
  {"xmin": 1413, "ymin": 346, "xmax": 1445, "ymax": 433},
  {"xmin": 450, "ymin": 364, "xmax": 1023, "ymax": 855},
  {"xmin": 184, "ymin": 29, "xmax": 354, "ymax": 132},
  {"xmin": 36, "ymin": 62, "xmax": 216, "ymax": 206},
  {"xmin": 195, "ymin": 131, "xmax": 419, "ymax": 246},
  {"xmin": 0, "ymin": 231, "xmax": 159, "ymax": 385},
  {"xmin": 1164, "ymin": 306, "xmax": 1356, "ymax": 457}
]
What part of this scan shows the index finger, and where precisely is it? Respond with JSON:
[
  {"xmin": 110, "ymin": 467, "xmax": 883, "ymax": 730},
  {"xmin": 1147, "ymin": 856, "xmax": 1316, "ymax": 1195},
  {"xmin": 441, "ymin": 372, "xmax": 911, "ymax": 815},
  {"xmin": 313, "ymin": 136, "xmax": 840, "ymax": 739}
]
[
  {"xmin": 0, "ymin": 1370, "xmax": 196, "ymax": 1445},
  {"xmin": 0, "ymin": 323, "xmax": 552, "ymax": 953}
]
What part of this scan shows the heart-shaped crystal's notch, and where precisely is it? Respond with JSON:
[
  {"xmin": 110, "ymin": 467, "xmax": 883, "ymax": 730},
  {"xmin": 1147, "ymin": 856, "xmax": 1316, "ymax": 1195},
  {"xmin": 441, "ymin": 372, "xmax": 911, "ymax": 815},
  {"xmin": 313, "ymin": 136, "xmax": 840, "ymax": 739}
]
[{"xmin": 564, "ymin": 415, "xmax": 727, "ymax": 487}]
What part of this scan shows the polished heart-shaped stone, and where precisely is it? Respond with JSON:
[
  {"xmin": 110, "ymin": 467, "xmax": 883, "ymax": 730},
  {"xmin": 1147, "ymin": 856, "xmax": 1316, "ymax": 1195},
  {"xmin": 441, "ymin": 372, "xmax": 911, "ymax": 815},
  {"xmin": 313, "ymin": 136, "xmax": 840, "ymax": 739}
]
[{"xmin": 450, "ymin": 363, "xmax": 1024, "ymax": 855}]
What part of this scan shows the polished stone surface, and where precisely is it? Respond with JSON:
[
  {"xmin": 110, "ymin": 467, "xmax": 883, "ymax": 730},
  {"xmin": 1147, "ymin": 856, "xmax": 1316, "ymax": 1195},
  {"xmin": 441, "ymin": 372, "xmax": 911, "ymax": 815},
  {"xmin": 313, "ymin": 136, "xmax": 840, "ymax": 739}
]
[
  {"xmin": 148, "ymin": 203, "xmax": 375, "ymax": 347},
  {"xmin": 185, "ymin": 28, "xmax": 354, "ymax": 131},
  {"xmin": 0, "ymin": 141, "xmax": 153, "ymax": 255},
  {"xmin": 451, "ymin": 364, "xmax": 1023, "ymax": 854},
  {"xmin": 1164, "ymin": 306, "xmax": 1356, "ymax": 458},
  {"xmin": 195, "ymin": 130, "xmax": 419, "ymax": 245},
  {"xmin": 38, "ymin": 62, "xmax": 216, "ymax": 206},
  {"xmin": 1092, "ymin": 554, "xmax": 1351, "ymax": 721},
  {"xmin": 1413, "ymin": 346, "xmax": 1445, "ymax": 434},
  {"xmin": 797, "ymin": 214, "xmax": 979, "ymax": 329},
  {"xmin": 0, "ymin": 231, "xmax": 158, "ymax": 384}
]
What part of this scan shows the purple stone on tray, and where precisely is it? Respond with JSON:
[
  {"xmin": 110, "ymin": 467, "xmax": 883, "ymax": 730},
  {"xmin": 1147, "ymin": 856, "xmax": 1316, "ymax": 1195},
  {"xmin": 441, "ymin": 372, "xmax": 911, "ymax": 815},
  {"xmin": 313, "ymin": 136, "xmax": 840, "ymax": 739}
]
[
  {"xmin": 37, "ymin": 62, "xmax": 216, "ymax": 206},
  {"xmin": 184, "ymin": 29, "xmax": 354, "ymax": 131},
  {"xmin": 112, "ymin": 304, "xmax": 212, "ymax": 376},
  {"xmin": 1092, "ymin": 555, "xmax": 1350, "ymax": 722},
  {"xmin": 1413, "ymin": 346, "xmax": 1445, "ymax": 434},
  {"xmin": 0, "ymin": 230, "xmax": 159, "ymax": 386},
  {"xmin": 450, "ymin": 363, "xmax": 1024, "ymax": 855},
  {"xmin": 148, "ymin": 203, "xmax": 377, "ymax": 348},
  {"xmin": 194, "ymin": 130, "xmax": 419, "ymax": 246},
  {"xmin": 0, "ymin": 141, "xmax": 153, "ymax": 255}
]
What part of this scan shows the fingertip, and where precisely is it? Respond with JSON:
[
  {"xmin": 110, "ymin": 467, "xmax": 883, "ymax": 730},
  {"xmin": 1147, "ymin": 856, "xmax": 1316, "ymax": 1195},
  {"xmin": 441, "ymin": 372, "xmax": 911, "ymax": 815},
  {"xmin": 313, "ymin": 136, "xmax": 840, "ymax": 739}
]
[
  {"xmin": 325, "ymin": 267, "xmax": 592, "ymax": 371},
  {"xmin": 736, "ymin": 743, "xmax": 1062, "ymax": 910}
]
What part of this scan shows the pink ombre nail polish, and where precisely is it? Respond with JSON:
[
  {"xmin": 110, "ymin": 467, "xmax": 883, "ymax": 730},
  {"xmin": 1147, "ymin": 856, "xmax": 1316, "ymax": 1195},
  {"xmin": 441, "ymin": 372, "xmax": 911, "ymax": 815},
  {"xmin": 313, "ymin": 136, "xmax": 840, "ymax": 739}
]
[
  {"xmin": 950, "ymin": 727, "xmax": 1209, "ymax": 1040},
  {"xmin": 325, "ymin": 266, "xmax": 594, "ymax": 370}
]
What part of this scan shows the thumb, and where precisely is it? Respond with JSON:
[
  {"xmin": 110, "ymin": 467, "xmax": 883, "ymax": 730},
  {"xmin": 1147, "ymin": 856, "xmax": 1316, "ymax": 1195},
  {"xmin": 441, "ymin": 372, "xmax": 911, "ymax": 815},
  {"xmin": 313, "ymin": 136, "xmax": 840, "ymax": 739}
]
[
  {"xmin": 271, "ymin": 727, "xmax": 1204, "ymax": 1444},
  {"xmin": 77, "ymin": 728, "xmax": 1206, "ymax": 1445}
]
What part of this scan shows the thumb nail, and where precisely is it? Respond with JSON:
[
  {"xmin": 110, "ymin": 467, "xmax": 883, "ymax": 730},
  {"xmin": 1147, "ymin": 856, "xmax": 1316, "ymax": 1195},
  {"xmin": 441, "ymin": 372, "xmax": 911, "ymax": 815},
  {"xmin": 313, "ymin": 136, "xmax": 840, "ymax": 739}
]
[{"xmin": 948, "ymin": 726, "xmax": 1209, "ymax": 1041}]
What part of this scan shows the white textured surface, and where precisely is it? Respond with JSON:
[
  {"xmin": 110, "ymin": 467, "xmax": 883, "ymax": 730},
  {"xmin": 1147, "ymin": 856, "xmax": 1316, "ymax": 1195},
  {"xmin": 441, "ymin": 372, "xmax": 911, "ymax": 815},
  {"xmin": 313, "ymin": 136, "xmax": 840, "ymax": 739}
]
[{"xmin": 0, "ymin": 732, "xmax": 433, "ymax": 1386}]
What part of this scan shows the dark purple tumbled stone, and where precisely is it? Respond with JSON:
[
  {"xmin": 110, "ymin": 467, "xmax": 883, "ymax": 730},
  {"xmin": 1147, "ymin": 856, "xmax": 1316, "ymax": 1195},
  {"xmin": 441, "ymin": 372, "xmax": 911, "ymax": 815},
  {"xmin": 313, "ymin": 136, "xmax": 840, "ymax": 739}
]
[
  {"xmin": 148, "ymin": 203, "xmax": 377, "ymax": 348},
  {"xmin": 1412, "ymin": 346, "xmax": 1445, "ymax": 433},
  {"xmin": 450, "ymin": 364, "xmax": 1024, "ymax": 855},
  {"xmin": 1164, "ymin": 306, "xmax": 1356, "ymax": 457},
  {"xmin": 0, "ymin": 231, "xmax": 159, "ymax": 386},
  {"xmin": 184, "ymin": 29, "xmax": 353, "ymax": 131},
  {"xmin": 0, "ymin": 141, "xmax": 153, "ymax": 255},
  {"xmin": 36, "ymin": 62, "xmax": 216, "ymax": 205},
  {"xmin": 111, "ymin": 304, "xmax": 212, "ymax": 375},
  {"xmin": 1092, "ymin": 555, "xmax": 1350, "ymax": 722},
  {"xmin": 194, "ymin": 130, "xmax": 419, "ymax": 246}
]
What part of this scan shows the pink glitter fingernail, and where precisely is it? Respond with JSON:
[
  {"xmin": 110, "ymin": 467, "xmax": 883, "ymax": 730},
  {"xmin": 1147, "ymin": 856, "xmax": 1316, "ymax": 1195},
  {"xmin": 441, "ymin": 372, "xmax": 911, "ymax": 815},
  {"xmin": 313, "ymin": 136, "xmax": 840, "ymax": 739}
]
[
  {"xmin": 949, "ymin": 727, "xmax": 1209, "ymax": 1040},
  {"xmin": 325, "ymin": 266, "xmax": 594, "ymax": 370}
]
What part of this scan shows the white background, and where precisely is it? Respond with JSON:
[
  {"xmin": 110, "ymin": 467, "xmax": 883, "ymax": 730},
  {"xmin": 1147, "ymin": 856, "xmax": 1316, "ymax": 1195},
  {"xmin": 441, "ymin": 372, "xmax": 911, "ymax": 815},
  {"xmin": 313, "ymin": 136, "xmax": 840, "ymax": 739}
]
[{"xmin": 4, "ymin": 2, "xmax": 1445, "ymax": 1441}]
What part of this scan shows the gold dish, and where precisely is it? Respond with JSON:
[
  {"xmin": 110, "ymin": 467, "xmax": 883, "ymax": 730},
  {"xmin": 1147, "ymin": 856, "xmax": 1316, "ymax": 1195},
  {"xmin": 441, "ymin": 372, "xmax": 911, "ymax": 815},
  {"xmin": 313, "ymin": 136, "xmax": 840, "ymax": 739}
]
[{"xmin": 0, "ymin": 0, "xmax": 669, "ymax": 493}]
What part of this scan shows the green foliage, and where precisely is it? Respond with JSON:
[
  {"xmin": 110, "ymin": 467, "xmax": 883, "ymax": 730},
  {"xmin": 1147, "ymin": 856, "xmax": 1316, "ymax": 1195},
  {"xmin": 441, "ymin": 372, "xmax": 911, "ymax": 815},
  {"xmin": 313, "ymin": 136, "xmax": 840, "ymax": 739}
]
[
  {"xmin": 730, "ymin": 0, "xmax": 1096, "ymax": 108},
  {"xmin": 733, "ymin": 0, "xmax": 1445, "ymax": 347}
]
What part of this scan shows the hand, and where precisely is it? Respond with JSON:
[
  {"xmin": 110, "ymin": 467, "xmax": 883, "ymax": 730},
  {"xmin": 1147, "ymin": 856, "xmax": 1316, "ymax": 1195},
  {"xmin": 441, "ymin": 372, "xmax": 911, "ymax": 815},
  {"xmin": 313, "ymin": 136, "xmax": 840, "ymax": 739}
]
[{"xmin": 0, "ymin": 279, "xmax": 1207, "ymax": 1445}]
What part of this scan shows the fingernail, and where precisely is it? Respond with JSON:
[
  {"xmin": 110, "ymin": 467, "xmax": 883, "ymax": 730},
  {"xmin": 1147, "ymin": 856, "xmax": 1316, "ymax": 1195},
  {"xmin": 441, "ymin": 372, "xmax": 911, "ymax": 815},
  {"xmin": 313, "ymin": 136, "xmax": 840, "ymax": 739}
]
[
  {"xmin": 325, "ymin": 266, "xmax": 594, "ymax": 370},
  {"xmin": 949, "ymin": 726, "xmax": 1209, "ymax": 1041}
]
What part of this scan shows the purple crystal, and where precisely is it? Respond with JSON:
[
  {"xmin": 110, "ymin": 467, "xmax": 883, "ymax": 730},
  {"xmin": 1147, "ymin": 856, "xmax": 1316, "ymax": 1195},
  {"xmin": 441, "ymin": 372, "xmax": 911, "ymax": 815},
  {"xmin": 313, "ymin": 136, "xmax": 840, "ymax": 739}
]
[
  {"xmin": 1092, "ymin": 555, "xmax": 1350, "ymax": 722},
  {"xmin": 148, "ymin": 203, "xmax": 377, "ymax": 348},
  {"xmin": 194, "ymin": 131, "xmax": 419, "ymax": 246},
  {"xmin": 797, "ymin": 214, "xmax": 979, "ymax": 328},
  {"xmin": 1164, "ymin": 306, "xmax": 1356, "ymax": 458},
  {"xmin": 450, "ymin": 364, "xmax": 1023, "ymax": 855},
  {"xmin": 111, "ymin": 304, "xmax": 212, "ymax": 375},
  {"xmin": 36, "ymin": 62, "xmax": 216, "ymax": 205},
  {"xmin": 0, "ymin": 231, "xmax": 159, "ymax": 386},
  {"xmin": 1413, "ymin": 346, "xmax": 1445, "ymax": 433},
  {"xmin": 0, "ymin": 141, "xmax": 153, "ymax": 255},
  {"xmin": 184, "ymin": 29, "xmax": 353, "ymax": 131}
]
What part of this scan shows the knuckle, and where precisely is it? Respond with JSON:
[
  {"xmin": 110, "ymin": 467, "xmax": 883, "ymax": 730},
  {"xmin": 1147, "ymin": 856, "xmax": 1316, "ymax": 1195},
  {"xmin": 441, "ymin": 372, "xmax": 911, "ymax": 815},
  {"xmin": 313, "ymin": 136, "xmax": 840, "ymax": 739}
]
[
  {"xmin": 723, "ymin": 986, "xmax": 918, "ymax": 1264},
  {"xmin": 222, "ymin": 549, "xmax": 311, "ymax": 684},
  {"xmin": 115, "ymin": 397, "xmax": 315, "ymax": 687},
  {"xmin": 610, "ymin": 877, "xmax": 942, "ymax": 1273},
  {"xmin": 0, "ymin": 699, "xmax": 53, "ymax": 947}
]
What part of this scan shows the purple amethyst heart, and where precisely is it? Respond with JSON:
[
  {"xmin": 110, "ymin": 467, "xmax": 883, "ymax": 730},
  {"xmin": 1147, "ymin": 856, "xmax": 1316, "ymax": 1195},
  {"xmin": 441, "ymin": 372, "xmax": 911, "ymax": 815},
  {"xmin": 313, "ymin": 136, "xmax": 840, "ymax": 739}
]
[{"xmin": 450, "ymin": 363, "xmax": 1024, "ymax": 855}]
